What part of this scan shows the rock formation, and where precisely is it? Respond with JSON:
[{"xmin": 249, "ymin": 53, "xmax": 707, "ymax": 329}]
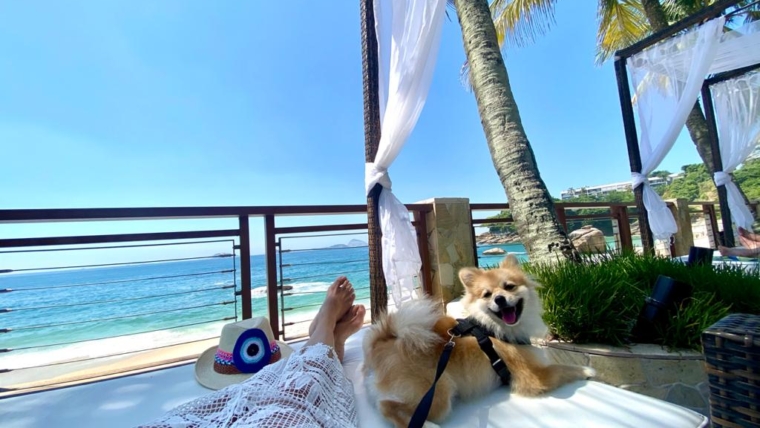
[{"xmin": 568, "ymin": 226, "xmax": 606, "ymax": 253}]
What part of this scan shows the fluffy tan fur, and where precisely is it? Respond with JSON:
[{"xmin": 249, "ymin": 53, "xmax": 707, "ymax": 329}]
[{"xmin": 362, "ymin": 255, "xmax": 595, "ymax": 428}]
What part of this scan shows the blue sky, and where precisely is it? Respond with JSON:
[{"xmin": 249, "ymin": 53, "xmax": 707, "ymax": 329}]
[{"xmin": 0, "ymin": 1, "xmax": 704, "ymax": 264}]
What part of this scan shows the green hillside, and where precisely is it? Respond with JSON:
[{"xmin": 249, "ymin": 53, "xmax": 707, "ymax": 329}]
[{"xmin": 484, "ymin": 158, "xmax": 760, "ymax": 235}]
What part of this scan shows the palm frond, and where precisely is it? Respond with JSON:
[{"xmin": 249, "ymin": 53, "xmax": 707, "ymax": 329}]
[
  {"xmin": 595, "ymin": 0, "xmax": 651, "ymax": 65},
  {"xmin": 458, "ymin": 0, "xmax": 557, "ymax": 91},
  {"xmin": 490, "ymin": 0, "xmax": 558, "ymax": 48}
]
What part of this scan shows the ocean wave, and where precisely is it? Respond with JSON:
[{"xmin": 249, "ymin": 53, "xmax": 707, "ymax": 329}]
[
  {"xmin": 0, "ymin": 322, "xmax": 225, "ymax": 371},
  {"xmin": 251, "ymin": 281, "xmax": 332, "ymax": 298}
]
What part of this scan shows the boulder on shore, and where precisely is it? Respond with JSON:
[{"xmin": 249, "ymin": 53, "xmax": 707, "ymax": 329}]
[
  {"xmin": 476, "ymin": 232, "xmax": 520, "ymax": 245},
  {"xmin": 483, "ymin": 247, "xmax": 506, "ymax": 255},
  {"xmin": 569, "ymin": 226, "xmax": 606, "ymax": 253}
]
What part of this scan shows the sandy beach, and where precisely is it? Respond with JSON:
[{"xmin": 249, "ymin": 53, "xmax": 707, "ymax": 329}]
[{"xmin": 0, "ymin": 307, "xmax": 374, "ymax": 397}]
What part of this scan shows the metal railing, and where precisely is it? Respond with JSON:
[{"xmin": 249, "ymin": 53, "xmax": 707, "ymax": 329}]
[
  {"xmin": 469, "ymin": 201, "xmax": 641, "ymax": 266},
  {"xmin": 0, "ymin": 204, "xmax": 433, "ymax": 392}
]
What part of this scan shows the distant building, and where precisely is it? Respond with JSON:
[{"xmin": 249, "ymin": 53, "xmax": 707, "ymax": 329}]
[{"xmin": 560, "ymin": 173, "xmax": 682, "ymax": 200}]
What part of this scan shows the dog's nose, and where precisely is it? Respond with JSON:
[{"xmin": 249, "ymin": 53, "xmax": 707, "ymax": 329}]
[{"xmin": 494, "ymin": 295, "xmax": 507, "ymax": 307}]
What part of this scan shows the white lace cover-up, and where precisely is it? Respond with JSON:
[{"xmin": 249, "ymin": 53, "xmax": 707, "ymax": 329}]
[{"xmin": 138, "ymin": 344, "xmax": 358, "ymax": 428}]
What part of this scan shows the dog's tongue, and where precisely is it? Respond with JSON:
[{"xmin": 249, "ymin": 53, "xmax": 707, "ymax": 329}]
[{"xmin": 501, "ymin": 307, "xmax": 517, "ymax": 324}]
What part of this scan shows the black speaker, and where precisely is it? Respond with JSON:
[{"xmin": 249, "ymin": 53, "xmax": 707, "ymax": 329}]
[
  {"xmin": 687, "ymin": 246, "xmax": 713, "ymax": 266},
  {"xmin": 631, "ymin": 275, "xmax": 693, "ymax": 343}
]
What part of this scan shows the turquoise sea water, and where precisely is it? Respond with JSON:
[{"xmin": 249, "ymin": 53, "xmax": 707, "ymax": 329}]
[
  {"xmin": 0, "ymin": 246, "xmax": 379, "ymax": 371},
  {"xmin": 0, "ymin": 237, "xmax": 631, "ymax": 372}
]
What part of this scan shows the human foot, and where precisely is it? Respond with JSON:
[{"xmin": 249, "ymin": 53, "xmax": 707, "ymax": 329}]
[
  {"xmin": 309, "ymin": 276, "xmax": 355, "ymax": 335},
  {"xmin": 738, "ymin": 227, "xmax": 760, "ymax": 242},
  {"xmin": 334, "ymin": 305, "xmax": 367, "ymax": 362},
  {"xmin": 719, "ymin": 245, "xmax": 760, "ymax": 258},
  {"xmin": 739, "ymin": 235, "xmax": 759, "ymax": 250}
]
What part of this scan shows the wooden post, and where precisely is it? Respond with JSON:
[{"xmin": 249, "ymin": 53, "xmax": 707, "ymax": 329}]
[
  {"xmin": 555, "ymin": 205, "xmax": 568, "ymax": 233},
  {"xmin": 264, "ymin": 214, "xmax": 280, "ymax": 338},
  {"xmin": 413, "ymin": 210, "xmax": 432, "ymax": 296},
  {"xmin": 701, "ymin": 82, "xmax": 735, "ymax": 247},
  {"xmin": 614, "ymin": 57, "xmax": 654, "ymax": 253},
  {"xmin": 360, "ymin": 0, "xmax": 388, "ymax": 321},
  {"xmin": 238, "ymin": 215, "xmax": 252, "ymax": 320}
]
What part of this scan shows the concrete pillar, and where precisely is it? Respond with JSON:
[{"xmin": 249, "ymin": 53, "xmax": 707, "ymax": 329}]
[
  {"xmin": 415, "ymin": 198, "xmax": 476, "ymax": 304},
  {"xmin": 666, "ymin": 199, "xmax": 695, "ymax": 257}
]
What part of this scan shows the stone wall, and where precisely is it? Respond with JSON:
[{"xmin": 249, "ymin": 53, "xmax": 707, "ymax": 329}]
[
  {"xmin": 546, "ymin": 342, "xmax": 710, "ymax": 416},
  {"xmin": 416, "ymin": 198, "xmax": 475, "ymax": 303}
]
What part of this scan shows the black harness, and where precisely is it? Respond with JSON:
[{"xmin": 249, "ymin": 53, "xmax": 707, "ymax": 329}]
[{"xmin": 407, "ymin": 317, "xmax": 519, "ymax": 428}]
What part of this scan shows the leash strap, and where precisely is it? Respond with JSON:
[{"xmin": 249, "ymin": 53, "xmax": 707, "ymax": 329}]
[
  {"xmin": 407, "ymin": 339, "xmax": 455, "ymax": 428},
  {"xmin": 452, "ymin": 318, "xmax": 511, "ymax": 385}
]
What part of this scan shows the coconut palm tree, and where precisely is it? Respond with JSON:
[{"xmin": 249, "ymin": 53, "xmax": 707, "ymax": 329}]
[
  {"xmin": 479, "ymin": 0, "xmax": 758, "ymax": 199},
  {"xmin": 452, "ymin": 0, "xmax": 581, "ymax": 264}
]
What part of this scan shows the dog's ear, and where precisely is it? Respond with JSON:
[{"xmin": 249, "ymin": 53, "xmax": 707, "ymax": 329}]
[
  {"xmin": 458, "ymin": 267, "xmax": 481, "ymax": 288},
  {"xmin": 499, "ymin": 254, "xmax": 520, "ymax": 269}
]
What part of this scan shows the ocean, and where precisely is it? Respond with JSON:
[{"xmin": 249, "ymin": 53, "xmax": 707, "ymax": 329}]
[{"xmin": 0, "ymin": 242, "xmax": 528, "ymax": 376}]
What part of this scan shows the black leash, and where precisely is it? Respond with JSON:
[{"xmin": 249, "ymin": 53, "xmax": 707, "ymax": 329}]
[
  {"xmin": 407, "ymin": 336, "xmax": 455, "ymax": 428},
  {"xmin": 407, "ymin": 318, "xmax": 513, "ymax": 428}
]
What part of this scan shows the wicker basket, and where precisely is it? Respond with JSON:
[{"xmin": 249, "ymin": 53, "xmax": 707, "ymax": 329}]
[{"xmin": 702, "ymin": 313, "xmax": 760, "ymax": 428}]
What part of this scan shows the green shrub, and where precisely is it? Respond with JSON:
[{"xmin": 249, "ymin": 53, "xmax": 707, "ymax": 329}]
[{"xmin": 516, "ymin": 251, "xmax": 759, "ymax": 350}]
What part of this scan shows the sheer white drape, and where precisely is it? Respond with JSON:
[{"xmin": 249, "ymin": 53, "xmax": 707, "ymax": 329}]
[
  {"xmin": 712, "ymin": 72, "xmax": 760, "ymax": 231},
  {"xmin": 365, "ymin": 0, "xmax": 446, "ymax": 306},
  {"xmin": 711, "ymin": 20, "xmax": 760, "ymax": 75},
  {"xmin": 627, "ymin": 17, "xmax": 725, "ymax": 241}
]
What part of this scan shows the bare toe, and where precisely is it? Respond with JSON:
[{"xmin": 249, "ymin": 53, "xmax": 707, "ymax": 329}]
[{"xmin": 336, "ymin": 305, "xmax": 366, "ymax": 340}]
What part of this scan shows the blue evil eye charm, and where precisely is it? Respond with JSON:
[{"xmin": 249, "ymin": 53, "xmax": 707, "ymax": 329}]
[{"xmin": 232, "ymin": 328, "xmax": 272, "ymax": 374}]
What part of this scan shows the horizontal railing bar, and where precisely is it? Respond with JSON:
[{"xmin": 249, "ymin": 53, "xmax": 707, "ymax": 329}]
[
  {"xmin": 283, "ymin": 259, "xmax": 366, "ymax": 267},
  {"xmin": 4, "ymin": 336, "xmax": 220, "ymax": 372},
  {"xmin": 281, "ymin": 269, "xmax": 369, "ymax": 283},
  {"xmin": 9, "ymin": 269, "xmax": 234, "ymax": 292},
  {"xmin": 282, "ymin": 246, "xmax": 369, "ymax": 253},
  {"xmin": 9, "ymin": 255, "xmax": 231, "ymax": 274},
  {"xmin": 278, "ymin": 231, "xmax": 369, "ymax": 241},
  {"xmin": 283, "ymin": 319, "xmax": 314, "ymax": 327},
  {"xmin": 0, "ymin": 230, "xmax": 240, "ymax": 249},
  {"xmin": 285, "ymin": 286, "xmax": 370, "ymax": 297},
  {"xmin": 6, "ymin": 301, "xmax": 235, "ymax": 331},
  {"xmin": 6, "ymin": 317, "xmax": 235, "ymax": 352},
  {"xmin": 275, "ymin": 223, "xmax": 369, "ymax": 235},
  {"xmin": 565, "ymin": 214, "xmax": 613, "ymax": 220},
  {"xmin": 470, "ymin": 202, "xmax": 636, "ymax": 211},
  {"xmin": 283, "ymin": 302, "xmax": 326, "ymax": 311},
  {"xmin": 472, "ymin": 218, "xmax": 513, "ymax": 225},
  {"xmin": 0, "ymin": 204, "xmax": 433, "ymax": 223},
  {"xmin": 7, "ymin": 285, "xmax": 234, "ymax": 312},
  {"xmin": 0, "ymin": 238, "xmax": 235, "ymax": 254}
]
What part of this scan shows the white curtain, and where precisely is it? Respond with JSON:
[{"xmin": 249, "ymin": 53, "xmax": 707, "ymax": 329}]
[
  {"xmin": 365, "ymin": 0, "xmax": 446, "ymax": 306},
  {"xmin": 712, "ymin": 71, "xmax": 760, "ymax": 232},
  {"xmin": 627, "ymin": 17, "xmax": 725, "ymax": 241}
]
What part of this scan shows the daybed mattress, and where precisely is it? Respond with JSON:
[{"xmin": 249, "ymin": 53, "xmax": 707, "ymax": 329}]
[{"xmin": 0, "ymin": 328, "xmax": 708, "ymax": 427}]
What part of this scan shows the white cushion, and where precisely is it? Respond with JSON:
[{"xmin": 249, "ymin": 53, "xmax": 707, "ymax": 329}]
[{"xmin": 0, "ymin": 328, "xmax": 708, "ymax": 428}]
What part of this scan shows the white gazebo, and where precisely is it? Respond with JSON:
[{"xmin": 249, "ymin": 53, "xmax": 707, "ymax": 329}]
[{"xmin": 613, "ymin": 0, "xmax": 760, "ymax": 253}]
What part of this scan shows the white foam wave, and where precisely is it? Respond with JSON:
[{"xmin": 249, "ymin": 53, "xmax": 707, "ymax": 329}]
[
  {"xmin": 251, "ymin": 281, "xmax": 331, "ymax": 298},
  {"xmin": 0, "ymin": 322, "xmax": 225, "ymax": 371}
]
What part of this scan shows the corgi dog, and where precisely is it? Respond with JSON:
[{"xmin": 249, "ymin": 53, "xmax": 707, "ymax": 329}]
[{"xmin": 362, "ymin": 255, "xmax": 595, "ymax": 428}]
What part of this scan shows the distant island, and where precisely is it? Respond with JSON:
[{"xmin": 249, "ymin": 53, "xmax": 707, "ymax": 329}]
[
  {"xmin": 213, "ymin": 252, "xmax": 234, "ymax": 258},
  {"xmin": 327, "ymin": 239, "xmax": 367, "ymax": 249}
]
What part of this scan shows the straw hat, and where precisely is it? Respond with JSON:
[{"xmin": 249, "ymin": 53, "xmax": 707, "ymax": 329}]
[{"xmin": 195, "ymin": 317, "xmax": 293, "ymax": 390}]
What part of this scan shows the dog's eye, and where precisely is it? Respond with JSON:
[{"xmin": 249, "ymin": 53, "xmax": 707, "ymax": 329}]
[
  {"xmin": 483, "ymin": 291, "xmax": 492, "ymax": 298},
  {"xmin": 503, "ymin": 283, "xmax": 516, "ymax": 291}
]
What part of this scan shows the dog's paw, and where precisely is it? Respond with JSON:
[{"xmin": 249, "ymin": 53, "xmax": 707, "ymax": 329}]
[{"xmin": 582, "ymin": 366, "xmax": 597, "ymax": 379}]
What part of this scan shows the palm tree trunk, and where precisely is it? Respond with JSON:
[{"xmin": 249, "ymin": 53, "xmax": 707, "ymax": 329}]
[
  {"xmin": 453, "ymin": 0, "xmax": 580, "ymax": 265},
  {"xmin": 641, "ymin": 0, "xmax": 754, "ymax": 212}
]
